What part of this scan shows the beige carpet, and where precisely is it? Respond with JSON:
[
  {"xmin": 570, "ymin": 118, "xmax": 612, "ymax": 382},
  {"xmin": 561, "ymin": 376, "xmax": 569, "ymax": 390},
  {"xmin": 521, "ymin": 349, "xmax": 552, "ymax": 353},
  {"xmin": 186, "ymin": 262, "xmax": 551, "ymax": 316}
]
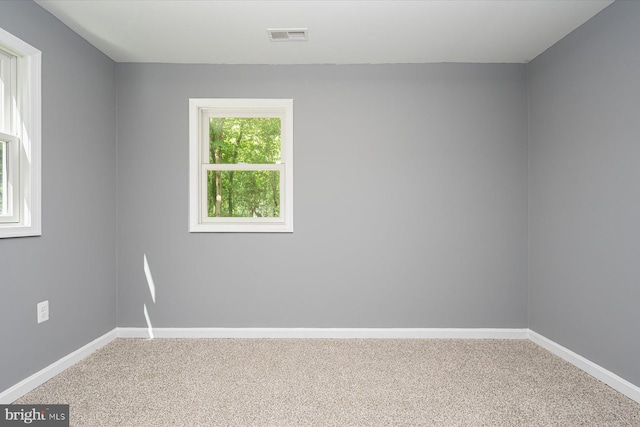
[{"xmin": 14, "ymin": 338, "xmax": 640, "ymax": 426}]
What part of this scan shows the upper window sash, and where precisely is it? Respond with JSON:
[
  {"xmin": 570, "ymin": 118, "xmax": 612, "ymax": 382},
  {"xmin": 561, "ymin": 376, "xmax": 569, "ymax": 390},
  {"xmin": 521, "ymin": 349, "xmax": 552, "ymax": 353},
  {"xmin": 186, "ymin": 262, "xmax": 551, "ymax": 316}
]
[
  {"xmin": 199, "ymin": 108, "xmax": 288, "ymax": 166},
  {"xmin": 0, "ymin": 48, "xmax": 17, "ymax": 135}
]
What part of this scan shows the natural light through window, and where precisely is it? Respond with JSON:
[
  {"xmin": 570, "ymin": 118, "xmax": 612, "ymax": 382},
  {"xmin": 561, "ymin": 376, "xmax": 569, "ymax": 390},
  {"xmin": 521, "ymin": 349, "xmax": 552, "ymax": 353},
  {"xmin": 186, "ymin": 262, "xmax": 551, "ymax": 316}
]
[
  {"xmin": 0, "ymin": 140, "xmax": 5, "ymax": 214},
  {"xmin": 0, "ymin": 27, "xmax": 41, "ymax": 238},
  {"xmin": 143, "ymin": 254, "xmax": 157, "ymax": 340},
  {"xmin": 189, "ymin": 99, "xmax": 293, "ymax": 233}
]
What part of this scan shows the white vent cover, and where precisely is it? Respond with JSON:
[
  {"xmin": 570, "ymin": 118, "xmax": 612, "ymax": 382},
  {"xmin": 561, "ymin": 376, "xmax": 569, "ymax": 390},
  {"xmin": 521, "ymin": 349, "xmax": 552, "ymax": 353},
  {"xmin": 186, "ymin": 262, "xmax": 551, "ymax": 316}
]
[{"xmin": 267, "ymin": 28, "xmax": 308, "ymax": 42}]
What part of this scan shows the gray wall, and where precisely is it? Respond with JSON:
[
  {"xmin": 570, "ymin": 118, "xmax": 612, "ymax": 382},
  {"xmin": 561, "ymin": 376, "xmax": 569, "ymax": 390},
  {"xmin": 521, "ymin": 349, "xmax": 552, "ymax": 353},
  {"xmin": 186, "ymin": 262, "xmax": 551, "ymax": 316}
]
[
  {"xmin": 9, "ymin": 0, "xmax": 637, "ymax": 399},
  {"xmin": 528, "ymin": 0, "xmax": 640, "ymax": 386},
  {"xmin": 0, "ymin": 1, "xmax": 116, "ymax": 392},
  {"xmin": 116, "ymin": 64, "xmax": 529, "ymax": 329}
]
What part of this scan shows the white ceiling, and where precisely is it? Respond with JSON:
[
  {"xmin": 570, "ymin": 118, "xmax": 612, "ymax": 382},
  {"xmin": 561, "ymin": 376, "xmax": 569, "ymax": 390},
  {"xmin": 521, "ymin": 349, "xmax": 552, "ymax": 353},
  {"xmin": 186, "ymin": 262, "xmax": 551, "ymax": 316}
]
[{"xmin": 35, "ymin": 0, "xmax": 614, "ymax": 65}]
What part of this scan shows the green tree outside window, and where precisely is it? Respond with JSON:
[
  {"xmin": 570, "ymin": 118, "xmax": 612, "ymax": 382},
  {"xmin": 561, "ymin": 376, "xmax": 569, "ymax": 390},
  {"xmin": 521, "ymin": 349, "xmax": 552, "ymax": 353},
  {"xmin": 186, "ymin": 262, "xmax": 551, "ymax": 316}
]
[{"xmin": 207, "ymin": 117, "xmax": 281, "ymax": 218}]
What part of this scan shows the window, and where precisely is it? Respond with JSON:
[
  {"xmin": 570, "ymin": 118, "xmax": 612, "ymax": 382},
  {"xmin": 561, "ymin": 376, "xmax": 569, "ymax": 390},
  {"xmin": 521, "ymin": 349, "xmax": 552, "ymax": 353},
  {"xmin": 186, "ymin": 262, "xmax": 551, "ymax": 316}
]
[
  {"xmin": 0, "ymin": 27, "xmax": 41, "ymax": 239},
  {"xmin": 189, "ymin": 99, "xmax": 293, "ymax": 232}
]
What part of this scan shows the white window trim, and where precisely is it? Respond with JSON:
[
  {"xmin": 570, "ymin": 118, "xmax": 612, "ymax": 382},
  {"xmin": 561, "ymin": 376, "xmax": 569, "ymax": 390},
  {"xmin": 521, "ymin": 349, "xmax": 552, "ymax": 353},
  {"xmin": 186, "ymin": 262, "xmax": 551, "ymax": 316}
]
[
  {"xmin": 189, "ymin": 98, "xmax": 293, "ymax": 233},
  {"xmin": 0, "ymin": 27, "xmax": 42, "ymax": 239}
]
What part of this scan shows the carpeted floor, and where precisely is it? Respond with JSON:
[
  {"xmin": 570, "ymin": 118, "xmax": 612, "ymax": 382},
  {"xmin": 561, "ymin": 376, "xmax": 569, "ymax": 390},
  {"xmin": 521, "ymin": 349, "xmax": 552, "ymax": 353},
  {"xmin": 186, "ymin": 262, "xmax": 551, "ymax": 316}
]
[{"xmin": 14, "ymin": 338, "xmax": 640, "ymax": 426}]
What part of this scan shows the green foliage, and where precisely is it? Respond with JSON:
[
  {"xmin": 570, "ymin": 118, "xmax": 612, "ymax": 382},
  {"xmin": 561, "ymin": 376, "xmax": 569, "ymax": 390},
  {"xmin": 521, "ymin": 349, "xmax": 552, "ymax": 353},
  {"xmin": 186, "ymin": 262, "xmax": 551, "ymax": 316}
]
[
  {"xmin": 208, "ymin": 170, "xmax": 280, "ymax": 218},
  {"xmin": 208, "ymin": 118, "xmax": 281, "ymax": 218}
]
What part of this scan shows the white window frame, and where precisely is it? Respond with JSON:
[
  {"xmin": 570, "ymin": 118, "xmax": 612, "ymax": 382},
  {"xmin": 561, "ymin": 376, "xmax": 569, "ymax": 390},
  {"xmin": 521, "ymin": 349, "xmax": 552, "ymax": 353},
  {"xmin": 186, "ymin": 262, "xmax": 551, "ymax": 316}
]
[
  {"xmin": 0, "ymin": 27, "xmax": 41, "ymax": 238},
  {"xmin": 189, "ymin": 98, "xmax": 293, "ymax": 233}
]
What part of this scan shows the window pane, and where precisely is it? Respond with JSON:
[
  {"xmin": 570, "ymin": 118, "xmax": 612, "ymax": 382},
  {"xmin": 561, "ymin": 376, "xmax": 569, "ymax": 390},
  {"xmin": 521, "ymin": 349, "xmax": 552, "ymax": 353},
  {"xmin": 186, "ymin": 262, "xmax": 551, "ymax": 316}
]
[
  {"xmin": 207, "ymin": 170, "xmax": 280, "ymax": 218},
  {"xmin": 0, "ymin": 49, "xmax": 15, "ymax": 134},
  {"xmin": 209, "ymin": 117, "xmax": 281, "ymax": 164},
  {"xmin": 0, "ymin": 141, "xmax": 4, "ymax": 213}
]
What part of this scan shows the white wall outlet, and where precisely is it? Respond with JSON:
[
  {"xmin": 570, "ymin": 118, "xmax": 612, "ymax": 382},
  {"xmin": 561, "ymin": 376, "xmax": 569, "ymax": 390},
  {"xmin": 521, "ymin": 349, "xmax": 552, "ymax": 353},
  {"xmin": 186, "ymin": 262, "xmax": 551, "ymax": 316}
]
[{"xmin": 37, "ymin": 300, "xmax": 49, "ymax": 323}]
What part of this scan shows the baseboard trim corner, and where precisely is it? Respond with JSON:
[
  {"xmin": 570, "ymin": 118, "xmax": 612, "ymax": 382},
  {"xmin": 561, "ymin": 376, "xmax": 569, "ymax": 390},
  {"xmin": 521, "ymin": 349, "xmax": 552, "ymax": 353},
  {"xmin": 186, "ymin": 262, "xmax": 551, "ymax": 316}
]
[
  {"xmin": 528, "ymin": 330, "xmax": 640, "ymax": 404},
  {"xmin": 0, "ymin": 329, "xmax": 117, "ymax": 404},
  {"xmin": 116, "ymin": 327, "xmax": 529, "ymax": 339}
]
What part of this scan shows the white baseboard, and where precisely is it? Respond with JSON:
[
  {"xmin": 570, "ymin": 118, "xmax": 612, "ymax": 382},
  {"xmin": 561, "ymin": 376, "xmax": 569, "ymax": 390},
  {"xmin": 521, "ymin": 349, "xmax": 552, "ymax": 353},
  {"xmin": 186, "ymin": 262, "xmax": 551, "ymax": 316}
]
[
  {"xmin": 528, "ymin": 330, "xmax": 640, "ymax": 404},
  {"xmin": 116, "ymin": 327, "xmax": 529, "ymax": 339},
  {"xmin": 3, "ymin": 328, "xmax": 638, "ymax": 406},
  {"xmin": 0, "ymin": 329, "xmax": 117, "ymax": 404}
]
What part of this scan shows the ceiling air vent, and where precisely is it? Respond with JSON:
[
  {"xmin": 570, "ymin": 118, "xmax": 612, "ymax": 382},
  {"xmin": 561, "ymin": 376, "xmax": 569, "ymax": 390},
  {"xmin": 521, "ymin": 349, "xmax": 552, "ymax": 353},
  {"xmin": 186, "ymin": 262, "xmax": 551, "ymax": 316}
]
[{"xmin": 267, "ymin": 28, "xmax": 308, "ymax": 42}]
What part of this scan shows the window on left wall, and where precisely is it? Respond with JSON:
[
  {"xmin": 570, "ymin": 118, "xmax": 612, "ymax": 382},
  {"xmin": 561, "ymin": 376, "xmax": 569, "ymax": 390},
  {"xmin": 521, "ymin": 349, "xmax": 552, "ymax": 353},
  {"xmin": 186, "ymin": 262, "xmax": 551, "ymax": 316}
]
[{"xmin": 0, "ymin": 27, "xmax": 41, "ymax": 238}]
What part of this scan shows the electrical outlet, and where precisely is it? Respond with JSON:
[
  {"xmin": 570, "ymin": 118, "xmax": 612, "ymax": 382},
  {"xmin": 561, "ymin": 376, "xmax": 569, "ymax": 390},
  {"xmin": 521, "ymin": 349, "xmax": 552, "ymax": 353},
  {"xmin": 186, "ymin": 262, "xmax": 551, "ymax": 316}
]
[{"xmin": 37, "ymin": 300, "xmax": 49, "ymax": 323}]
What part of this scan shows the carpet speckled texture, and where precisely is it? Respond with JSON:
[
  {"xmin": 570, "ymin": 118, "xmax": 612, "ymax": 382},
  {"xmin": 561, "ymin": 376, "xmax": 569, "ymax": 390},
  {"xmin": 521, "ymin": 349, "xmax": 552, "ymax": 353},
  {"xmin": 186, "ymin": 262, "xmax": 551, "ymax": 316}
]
[{"xmin": 14, "ymin": 339, "xmax": 640, "ymax": 426}]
